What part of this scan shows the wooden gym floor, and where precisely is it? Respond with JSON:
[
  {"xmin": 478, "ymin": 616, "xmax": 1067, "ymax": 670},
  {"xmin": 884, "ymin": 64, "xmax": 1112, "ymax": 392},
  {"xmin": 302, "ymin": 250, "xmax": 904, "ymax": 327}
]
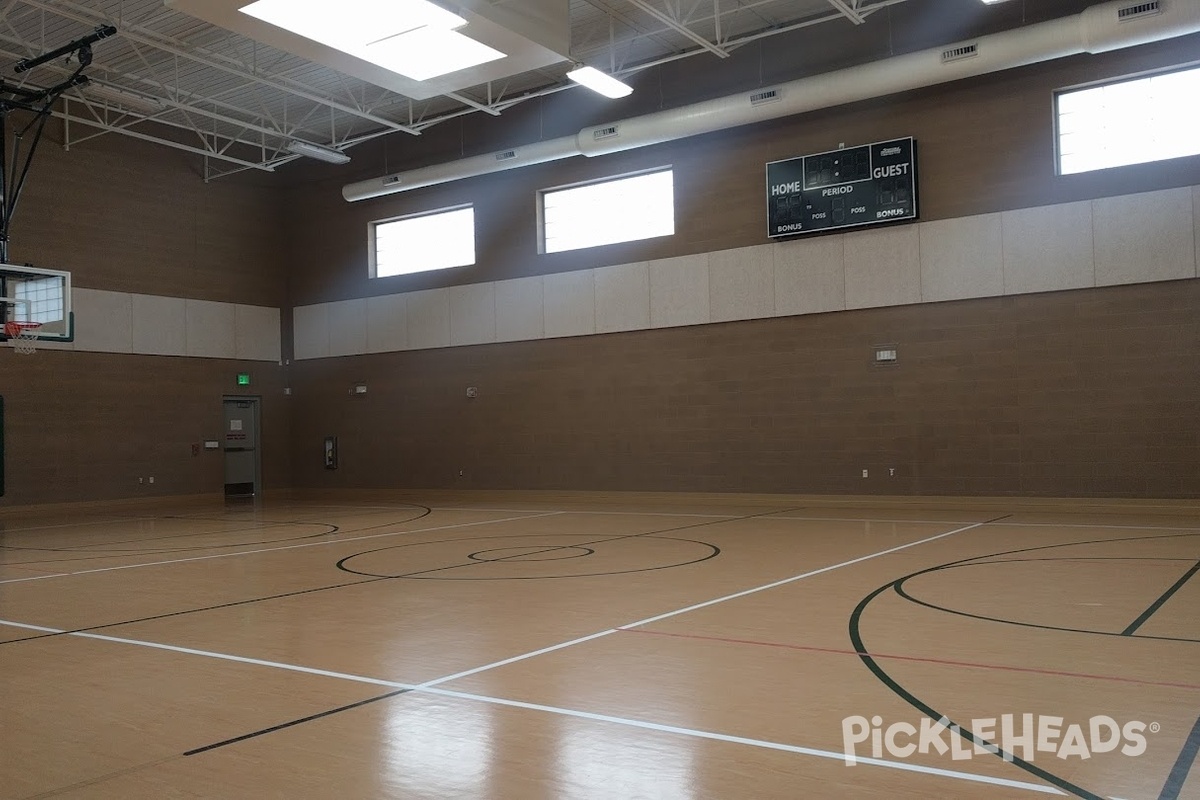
[{"xmin": 1, "ymin": 492, "xmax": 1197, "ymax": 800}]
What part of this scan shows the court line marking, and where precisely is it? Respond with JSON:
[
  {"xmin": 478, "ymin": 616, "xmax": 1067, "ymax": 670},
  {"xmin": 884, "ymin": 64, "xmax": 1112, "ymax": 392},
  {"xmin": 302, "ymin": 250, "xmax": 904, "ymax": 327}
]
[
  {"xmin": 0, "ymin": 619, "xmax": 1060, "ymax": 796},
  {"xmin": 0, "ymin": 511, "xmax": 562, "ymax": 585},
  {"xmin": 0, "ymin": 516, "xmax": 147, "ymax": 534},
  {"xmin": 389, "ymin": 520, "xmax": 993, "ymax": 689},
  {"xmin": 1, "ymin": 517, "xmax": 1051, "ymax": 794},
  {"xmin": 1122, "ymin": 559, "xmax": 1200, "ymax": 636},
  {"xmin": 616, "ymin": 628, "xmax": 1200, "ymax": 691},
  {"xmin": 432, "ymin": 506, "xmax": 740, "ymax": 519}
]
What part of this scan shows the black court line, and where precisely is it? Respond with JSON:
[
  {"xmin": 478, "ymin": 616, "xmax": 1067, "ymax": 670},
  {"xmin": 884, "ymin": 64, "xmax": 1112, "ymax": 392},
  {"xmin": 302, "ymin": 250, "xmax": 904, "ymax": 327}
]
[
  {"xmin": 0, "ymin": 506, "xmax": 435, "ymax": 648},
  {"xmin": 1123, "ymin": 559, "xmax": 1200, "ymax": 636},
  {"xmin": 0, "ymin": 522, "xmax": 341, "ymax": 560},
  {"xmin": 1159, "ymin": 712, "xmax": 1200, "ymax": 800},
  {"xmin": 1, "ymin": 503, "xmax": 730, "ymax": 648},
  {"xmin": 333, "ymin": 503, "xmax": 811, "ymax": 581},
  {"xmin": 175, "ymin": 507, "xmax": 802, "ymax": 756},
  {"xmin": 183, "ymin": 688, "xmax": 412, "ymax": 756},
  {"xmin": 852, "ymin": 528, "xmax": 1200, "ymax": 800}
]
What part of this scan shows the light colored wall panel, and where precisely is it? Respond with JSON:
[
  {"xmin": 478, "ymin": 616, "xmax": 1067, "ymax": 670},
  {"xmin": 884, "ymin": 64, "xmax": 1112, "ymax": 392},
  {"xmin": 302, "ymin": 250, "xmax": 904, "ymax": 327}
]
[
  {"xmin": 774, "ymin": 235, "xmax": 845, "ymax": 317},
  {"xmin": 595, "ymin": 262, "xmax": 649, "ymax": 334},
  {"xmin": 234, "ymin": 304, "xmax": 281, "ymax": 362},
  {"xmin": 495, "ymin": 276, "xmax": 544, "ymax": 343},
  {"xmin": 366, "ymin": 293, "xmax": 407, "ymax": 353},
  {"xmin": 844, "ymin": 225, "xmax": 921, "ymax": 310},
  {"xmin": 709, "ymin": 245, "xmax": 774, "ymax": 323},
  {"xmin": 406, "ymin": 288, "xmax": 451, "ymax": 350},
  {"xmin": 919, "ymin": 213, "xmax": 1004, "ymax": 303},
  {"xmin": 185, "ymin": 299, "xmax": 236, "ymax": 359},
  {"xmin": 74, "ymin": 288, "xmax": 132, "ymax": 354},
  {"xmin": 1195, "ymin": 185, "xmax": 1200, "ymax": 277},
  {"xmin": 293, "ymin": 303, "xmax": 329, "ymax": 361},
  {"xmin": 450, "ymin": 282, "xmax": 497, "ymax": 346},
  {"xmin": 131, "ymin": 293, "xmax": 186, "ymax": 356},
  {"xmin": 650, "ymin": 253, "xmax": 710, "ymax": 328},
  {"xmin": 543, "ymin": 269, "xmax": 595, "ymax": 339},
  {"xmin": 1093, "ymin": 188, "xmax": 1196, "ymax": 287},
  {"xmin": 1002, "ymin": 200, "xmax": 1094, "ymax": 295},
  {"xmin": 327, "ymin": 298, "xmax": 368, "ymax": 357}
]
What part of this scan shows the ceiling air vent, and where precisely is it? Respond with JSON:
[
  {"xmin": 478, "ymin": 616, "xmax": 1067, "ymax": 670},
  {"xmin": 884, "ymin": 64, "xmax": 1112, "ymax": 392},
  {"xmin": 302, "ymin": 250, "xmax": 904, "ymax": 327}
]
[
  {"xmin": 593, "ymin": 125, "xmax": 620, "ymax": 141},
  {"xmin": 942, "ymin": 43, "xmax": 979, "ymax": 63},
  {"xmin": 495, "ymin": 149, "xmax": 517, "ymax": 162},
  {"xmin": 749, "ymin": 88, "xmax": 780, "ymax": 106},
  {"xmin": 1117, "ymin": 1, "xmax": 1160, "ymax": 20}
]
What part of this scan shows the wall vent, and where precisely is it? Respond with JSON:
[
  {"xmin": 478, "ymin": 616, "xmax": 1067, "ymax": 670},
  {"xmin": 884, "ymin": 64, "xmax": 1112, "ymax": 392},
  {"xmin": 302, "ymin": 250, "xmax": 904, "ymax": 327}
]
[
  {"xmin": 942, "ymin": 43, "xmax": 979, "ymax": 63},
  {"xmin": 593, "ymin": 125, "xmax": 620, "ymax": 141},
  {"xmin": 495, "ymin": 150, "xmax": 517, "ymax": 162},
  {"xmin": 1117, "ymin": 1, "xmax": 1160, "ymax": 21},
  {"xmin": 749, "ymin": 88, "xmax": 781, "ymax": 106}
]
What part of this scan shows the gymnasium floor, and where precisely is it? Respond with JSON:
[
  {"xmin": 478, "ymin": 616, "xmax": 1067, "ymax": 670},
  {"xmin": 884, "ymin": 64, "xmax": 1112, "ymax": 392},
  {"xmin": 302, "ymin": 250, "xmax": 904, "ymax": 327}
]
[{"xmin": 1, "ymin": 492, "xmax": 1197, "ymax": 799}]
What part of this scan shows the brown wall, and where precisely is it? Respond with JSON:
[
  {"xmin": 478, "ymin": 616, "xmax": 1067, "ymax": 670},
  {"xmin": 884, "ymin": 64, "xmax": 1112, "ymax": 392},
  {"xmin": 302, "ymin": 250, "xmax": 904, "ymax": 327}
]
[
  {"xmin": 284, "ymin": 32, "xmax": 1200, "ymax": 498},
  {"xmin": 12, "ymin": 130, "xmax": 286, "ymax": 306},
  {"xmin": 289, "ymin": 280, "xmax": 1199, "ymax": 498},
  {"xmin": 0, "ymin": 353, "xmax": 289, "ymax": 506},
  {"xmin": 1, "ymin": 127, "xmax": 291, "ymax": 506}
]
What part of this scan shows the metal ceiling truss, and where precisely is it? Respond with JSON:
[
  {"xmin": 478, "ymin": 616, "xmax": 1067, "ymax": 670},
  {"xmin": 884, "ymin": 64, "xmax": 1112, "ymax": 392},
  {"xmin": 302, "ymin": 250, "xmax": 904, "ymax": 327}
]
[{"xmin": 0, "ymin": 0, "xmax": 908, "ymax": 179}]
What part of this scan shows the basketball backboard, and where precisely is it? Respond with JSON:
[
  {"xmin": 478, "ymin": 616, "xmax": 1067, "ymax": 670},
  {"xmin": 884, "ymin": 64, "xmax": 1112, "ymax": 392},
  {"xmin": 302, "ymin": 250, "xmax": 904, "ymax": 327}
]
[{"xmin": 0, "ymin": 264, "xmax": 73, "ymax": 341}]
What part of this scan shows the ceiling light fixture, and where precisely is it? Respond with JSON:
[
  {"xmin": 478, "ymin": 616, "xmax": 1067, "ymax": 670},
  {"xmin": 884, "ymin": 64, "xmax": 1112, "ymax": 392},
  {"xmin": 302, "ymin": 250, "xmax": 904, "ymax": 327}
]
[
  {"xmin": 567, "ymin": 65, "xmax": 632, "ymax": 99},
  {"xmin": 287, "ymin": 140, "xmax": 351, "ymax": 164},
  {"xmin": 240, "ymin": 0, "xmax": 504, "ymax": 81},
  {"xmin": 80, "ymin": 82, "xmax": 165, "ymax": 113}
]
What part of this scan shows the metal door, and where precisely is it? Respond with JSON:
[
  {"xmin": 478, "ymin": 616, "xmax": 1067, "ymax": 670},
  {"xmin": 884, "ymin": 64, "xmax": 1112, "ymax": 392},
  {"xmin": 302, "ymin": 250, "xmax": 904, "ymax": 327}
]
[{"xmin": 223, "ymin": 397, "xmax": 260, "ymax": 497}]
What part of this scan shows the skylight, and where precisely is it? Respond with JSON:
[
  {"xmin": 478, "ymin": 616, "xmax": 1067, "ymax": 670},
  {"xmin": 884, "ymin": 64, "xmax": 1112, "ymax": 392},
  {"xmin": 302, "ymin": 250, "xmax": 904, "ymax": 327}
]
[{"xmin": 240, "ymin": 0, "xmax": 504, "ymax": 81}]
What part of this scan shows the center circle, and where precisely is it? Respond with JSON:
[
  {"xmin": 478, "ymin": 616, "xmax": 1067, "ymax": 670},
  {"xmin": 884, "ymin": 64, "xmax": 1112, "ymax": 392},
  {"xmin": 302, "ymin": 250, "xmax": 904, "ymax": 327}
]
[{"xmin": 467, "ymin": 545, "xmax": 595, "ymax": 562}]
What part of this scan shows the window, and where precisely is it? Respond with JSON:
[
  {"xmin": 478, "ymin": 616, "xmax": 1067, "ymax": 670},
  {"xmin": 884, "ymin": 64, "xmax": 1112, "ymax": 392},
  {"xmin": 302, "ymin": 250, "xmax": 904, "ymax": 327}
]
[
  {"xmin": 1056, "ymin": 64, "xmax": 1200, "ymax": 175},
  {"xmin": 541, "ymin": 168, "xmax": 674, "ymax": 254},
  {"xmin": 15, "ymin": 276, "xmax": 63, "ymax": 324},
  {"xmin": 370, "ymin": 205, "xmax": 474, "ymax": 278}
]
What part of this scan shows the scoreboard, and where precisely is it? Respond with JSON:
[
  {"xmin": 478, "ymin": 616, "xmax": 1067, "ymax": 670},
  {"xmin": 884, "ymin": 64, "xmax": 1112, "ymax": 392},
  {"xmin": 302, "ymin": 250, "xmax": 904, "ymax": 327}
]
[{"xmin": 766, "ymin": 137, "xmax": 917, "ymax": 238}]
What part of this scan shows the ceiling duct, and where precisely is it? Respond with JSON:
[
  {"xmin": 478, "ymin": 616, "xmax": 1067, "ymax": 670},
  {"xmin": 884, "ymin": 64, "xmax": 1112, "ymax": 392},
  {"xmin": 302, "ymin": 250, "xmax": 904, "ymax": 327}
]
[{"xmin": 343, "ymin": 0, "xmax": 1200, "ymax": 202}]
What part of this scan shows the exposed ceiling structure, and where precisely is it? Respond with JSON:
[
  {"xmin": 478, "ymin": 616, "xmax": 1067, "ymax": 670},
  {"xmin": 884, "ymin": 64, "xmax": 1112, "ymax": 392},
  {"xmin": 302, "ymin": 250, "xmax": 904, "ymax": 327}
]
[{"xmin": 0, "ymin": 0, "xmax": 917, "ymax": 180}]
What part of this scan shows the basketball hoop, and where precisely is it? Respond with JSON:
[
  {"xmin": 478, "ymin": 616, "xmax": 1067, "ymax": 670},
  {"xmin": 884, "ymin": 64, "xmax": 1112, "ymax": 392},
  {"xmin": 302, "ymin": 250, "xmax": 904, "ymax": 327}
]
[{"xmin": 4, "ymin": 320, "xmax": 42, "ymax": 355}]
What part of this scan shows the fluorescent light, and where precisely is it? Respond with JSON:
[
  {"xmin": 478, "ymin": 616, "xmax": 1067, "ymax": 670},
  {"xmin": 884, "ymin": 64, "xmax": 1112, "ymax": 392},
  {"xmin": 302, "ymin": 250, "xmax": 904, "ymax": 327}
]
[
  {"xmin": 81, "ymin": 83, "xmax": 164, "ymax": 113},
  {"xmin": 240, "ymin": 0, "xmax": 504, "ymax": 81},
  {"xmin": 287, "ymin": 141, "xmax": 351, "ymax": 164},
  {"xmin": 567, "ymin": 66, "xmax": 632, "ymax": 99}
]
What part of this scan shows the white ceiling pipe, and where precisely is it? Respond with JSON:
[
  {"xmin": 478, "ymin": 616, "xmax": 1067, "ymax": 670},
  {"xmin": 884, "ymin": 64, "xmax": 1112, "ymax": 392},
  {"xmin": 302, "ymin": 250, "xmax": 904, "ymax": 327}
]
[
  {"xmin": 343, "ymin": 0, "xmax": 1200, "ymax": 202},
  {"xmin": 343, "ymin": 136, "xmax": 580, "ymax": 201}
]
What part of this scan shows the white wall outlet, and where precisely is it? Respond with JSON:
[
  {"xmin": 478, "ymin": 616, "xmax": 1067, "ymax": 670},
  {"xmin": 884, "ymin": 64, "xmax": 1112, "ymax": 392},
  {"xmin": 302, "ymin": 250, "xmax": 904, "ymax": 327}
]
[{"xmin": 862, "ymin": 469, "xmax": 869, "ymax": 478}]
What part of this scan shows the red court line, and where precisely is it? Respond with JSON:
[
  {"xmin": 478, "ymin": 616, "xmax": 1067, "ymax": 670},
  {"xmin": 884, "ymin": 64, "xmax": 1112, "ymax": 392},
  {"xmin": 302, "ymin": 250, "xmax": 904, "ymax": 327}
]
[{"xmin": 617, "ymin": 627, "xmax": 1200, "ymax": 691}]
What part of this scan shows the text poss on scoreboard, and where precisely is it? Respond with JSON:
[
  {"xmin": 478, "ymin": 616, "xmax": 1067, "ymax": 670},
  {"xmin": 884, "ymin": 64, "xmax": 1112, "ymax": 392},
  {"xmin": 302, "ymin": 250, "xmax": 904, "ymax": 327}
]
[{"xmin": 766, "ymin": 137, "xmax": 917, "ymax": 238}]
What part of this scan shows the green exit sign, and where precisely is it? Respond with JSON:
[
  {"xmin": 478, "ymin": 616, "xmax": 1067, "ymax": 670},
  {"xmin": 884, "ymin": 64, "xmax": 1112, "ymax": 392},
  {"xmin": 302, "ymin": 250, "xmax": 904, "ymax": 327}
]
[{"xmin": 236, "ymin": 373, "xmax": 251, "ymax": 386}]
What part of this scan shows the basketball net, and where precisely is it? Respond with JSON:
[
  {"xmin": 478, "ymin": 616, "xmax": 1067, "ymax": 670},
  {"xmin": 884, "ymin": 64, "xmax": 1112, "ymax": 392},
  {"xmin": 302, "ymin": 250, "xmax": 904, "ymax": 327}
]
[{"xmin": 4, "ymin": 320, "xmax": 41, "ymax": 355}]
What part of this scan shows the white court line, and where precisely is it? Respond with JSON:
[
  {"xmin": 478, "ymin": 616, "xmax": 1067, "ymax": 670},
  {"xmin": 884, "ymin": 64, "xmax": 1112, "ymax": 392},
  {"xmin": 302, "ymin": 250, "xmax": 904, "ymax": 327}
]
[
  {"xmin": 0, "ymin": 611, "xmax": 1059, "ymax": 795},
  {"xmin": 768, "ymin": 515, "xmax": 988, "ymax": 525},
  {"xmin": 418, "ymin": 687, "xmax": 1064, "ymax": 796},
  {"xmin": 0, "ymin": 516, "xmax": 147, "ymax": 534},
  {"xmin": 0, "ymin": 511, "xmax": 562, "ymax": 585},
  {"xmin": 398, "ymin": 521, "xmax": 989, "ymax": 690},
  {"xmin": 431, "ymin": 506, "xmax": 739, "ymax": 519},
  {"xmin": 993, "ymin": 521, "xmax": 1200, "ymax": 531}
]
